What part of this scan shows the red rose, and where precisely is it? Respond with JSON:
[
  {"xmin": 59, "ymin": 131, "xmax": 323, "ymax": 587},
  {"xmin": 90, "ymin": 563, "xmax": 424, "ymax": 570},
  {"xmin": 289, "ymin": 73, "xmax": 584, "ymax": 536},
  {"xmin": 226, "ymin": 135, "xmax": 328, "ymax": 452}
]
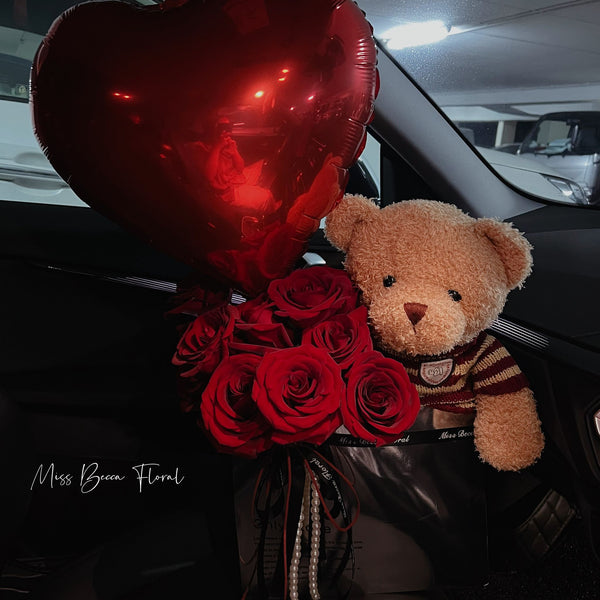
[
  {"xmin": 253, "ymin": 345, "xmax": 344, "ymax": 445},
  {"xmin": 239, "ymin": 293, "xmax": 277, "ymax": 325},
  {"xmin": 200, "ymin": 354, "xmax": 273, "ymax": 458},
  {"xmin": 267, "ymin": 266, "xmax": 359, "ymax": 329},
  {"xmin": 302, "ymin": 306, "xmax": 372, "ymax": 370},
  {"xmin": 233, "ymin": 293, "xmax": 294, "ymax": 355},
  {"xmin": 167, "ymin": 284, "xmax": 230, "ymax": 318},
  {"xmin": 172, "ymin": 304, "xmax": 238, "ymax": 377},
  {"xmin": 231, "ymin": 322, "xmax": 294, "ymax": 356},
  {"xmin": 342, "ymin": 352, "xmax": 420, "ymax": 447}
]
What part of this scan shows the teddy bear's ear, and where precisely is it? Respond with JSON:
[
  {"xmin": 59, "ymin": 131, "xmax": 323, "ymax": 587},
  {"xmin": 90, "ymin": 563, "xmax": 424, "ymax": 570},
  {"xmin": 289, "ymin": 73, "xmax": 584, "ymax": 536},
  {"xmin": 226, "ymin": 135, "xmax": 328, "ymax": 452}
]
[
  {"xmin": 474, "ymin": 219, "xmax": 533, "ymax": 290},
  {"xmin": 325, "ymin": 194, "xmax": 379, "ymax": 252}
]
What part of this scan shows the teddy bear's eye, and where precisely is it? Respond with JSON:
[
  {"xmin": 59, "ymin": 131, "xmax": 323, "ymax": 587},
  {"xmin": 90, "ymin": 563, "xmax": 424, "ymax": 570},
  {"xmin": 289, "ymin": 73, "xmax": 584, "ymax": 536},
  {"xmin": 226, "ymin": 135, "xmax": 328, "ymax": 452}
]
[
  {"xmin": 383, "ymin": 275, "xmax": 396, "ymax": 288},
  {"xmin": 448, "ymin": 289, "xmax": 462, "ymax": 302}
]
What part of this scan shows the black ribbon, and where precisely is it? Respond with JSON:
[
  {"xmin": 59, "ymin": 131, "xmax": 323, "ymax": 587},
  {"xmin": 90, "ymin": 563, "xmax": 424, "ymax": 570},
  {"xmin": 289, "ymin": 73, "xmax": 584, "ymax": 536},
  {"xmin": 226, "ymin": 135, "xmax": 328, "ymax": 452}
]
[
  {"xmin": 250, "ymin": 445, "xmax": 359, "ymax": 599},
  {"xmin": 330, "ymin": 425, "xmax": 474, "ymax": 447},
  {"xmin": 303, "ymin": 446, "xmax": 356, "ymax": 600}
]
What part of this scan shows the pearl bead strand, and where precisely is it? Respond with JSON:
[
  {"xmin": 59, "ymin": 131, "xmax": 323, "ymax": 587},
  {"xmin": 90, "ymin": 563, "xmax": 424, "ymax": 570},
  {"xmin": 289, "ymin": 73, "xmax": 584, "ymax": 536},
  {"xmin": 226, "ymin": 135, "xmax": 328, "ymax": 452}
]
[
  {"xmin": 308, "ymin": 479, "xmax": 321, "ymax": 600},
  {"xmin": 288, "ymin": 471, "xmax": 322, "ymax": 600},
  {"xmin": 289, "ymin": 472, "xmax": 311, "ymax": 600}
]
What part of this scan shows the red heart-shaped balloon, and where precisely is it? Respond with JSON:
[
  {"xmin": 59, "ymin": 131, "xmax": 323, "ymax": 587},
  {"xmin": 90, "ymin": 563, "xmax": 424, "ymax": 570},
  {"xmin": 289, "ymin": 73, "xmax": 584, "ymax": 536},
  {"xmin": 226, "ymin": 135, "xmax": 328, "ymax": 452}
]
[{"xmin": 31, "ymin": 0, "xmax": 377, "ymax": 295}]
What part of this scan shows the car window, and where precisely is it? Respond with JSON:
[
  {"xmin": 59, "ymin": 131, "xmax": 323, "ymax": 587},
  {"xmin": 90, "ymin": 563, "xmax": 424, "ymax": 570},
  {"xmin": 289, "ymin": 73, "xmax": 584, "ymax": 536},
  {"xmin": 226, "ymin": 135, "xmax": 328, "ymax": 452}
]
[
  {"xmin": 359, "ymin": 0, "xmax": 600, "ymax": 207},
  {"xmin": 0, "ymin": 52, "xmax": 30, "ymax": 101},
  {"xmin": 357, "ymin": 132, "xmax": 381, "ymax": 197},
  {"xmin": 521, "ymin": 113, "xmax": 600, "ymax": 158},
  {"xmin": 524, "ymin": 120, "xmax": 572, "ymax": 154},
  {"xmin": 0, "ymin": 2, "xmax": 89, "ymax": 206}
]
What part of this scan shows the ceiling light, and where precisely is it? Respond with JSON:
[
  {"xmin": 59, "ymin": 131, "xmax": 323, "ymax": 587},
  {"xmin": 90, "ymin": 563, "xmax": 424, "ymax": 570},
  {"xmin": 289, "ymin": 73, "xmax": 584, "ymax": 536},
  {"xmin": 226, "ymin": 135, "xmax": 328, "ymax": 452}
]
[{"xmin": 382, "ymin": 20, "xmax": 450, "ymax": 50}]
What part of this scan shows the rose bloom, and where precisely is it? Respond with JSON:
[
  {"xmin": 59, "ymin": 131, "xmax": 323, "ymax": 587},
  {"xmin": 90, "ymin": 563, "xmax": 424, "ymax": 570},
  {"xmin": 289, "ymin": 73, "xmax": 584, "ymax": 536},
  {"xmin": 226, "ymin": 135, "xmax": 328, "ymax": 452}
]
[
  {"xmin": 172, "ymin": 304, "xmax": 238, "ymax": 377},
  {"xmin": 253, "ymin": 345, "xmax": 344, "ymax": 445},
  {"xmin": 231, "ymin": 322, "xmax": 294, "ymax": 356},
  {"xmin": 166, "ymin": 284, "xmax": 230, "ymax": 318},
  {"xmin": 342, "ymin": 351, "xmax": 420, "ymax": 447},
  {"xmin": 267, "ymin": 266, "xmax": 359, "ymax": 329},
  {"xmin": 302, "ymin": 306, "xmax": 372, "ymax": 370},
  {"xmin": 238, "ymin": 293, "xmax": 277, "ymax": 325},
  {"xmin": 200, "ymin": 354, "xmax": 273, "ymax": 458}
]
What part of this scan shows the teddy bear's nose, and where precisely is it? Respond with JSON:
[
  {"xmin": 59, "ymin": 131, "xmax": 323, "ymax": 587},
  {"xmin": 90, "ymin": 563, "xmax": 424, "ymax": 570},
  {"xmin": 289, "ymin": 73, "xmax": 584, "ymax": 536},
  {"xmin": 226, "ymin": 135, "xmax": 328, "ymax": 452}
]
[{"xmin": 404, "ymin": 302, "xmax": 427, "ymax": 326}]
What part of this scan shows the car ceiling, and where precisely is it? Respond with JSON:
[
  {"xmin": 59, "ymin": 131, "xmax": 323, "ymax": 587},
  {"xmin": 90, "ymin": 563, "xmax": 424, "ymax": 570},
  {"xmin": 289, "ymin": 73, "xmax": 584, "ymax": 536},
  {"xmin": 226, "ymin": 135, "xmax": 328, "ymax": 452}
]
[{"xmin": 359, "ymin": 0, "xmax": 600, "ymax": 118}]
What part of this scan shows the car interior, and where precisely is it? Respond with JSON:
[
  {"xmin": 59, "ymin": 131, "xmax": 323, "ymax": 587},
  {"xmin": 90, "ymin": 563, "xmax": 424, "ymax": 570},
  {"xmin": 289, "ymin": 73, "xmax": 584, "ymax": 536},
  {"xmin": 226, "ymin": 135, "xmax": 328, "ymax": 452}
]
[{"xmin": 1, "ymin": 2, "xmax": 600, "ymax": 599}]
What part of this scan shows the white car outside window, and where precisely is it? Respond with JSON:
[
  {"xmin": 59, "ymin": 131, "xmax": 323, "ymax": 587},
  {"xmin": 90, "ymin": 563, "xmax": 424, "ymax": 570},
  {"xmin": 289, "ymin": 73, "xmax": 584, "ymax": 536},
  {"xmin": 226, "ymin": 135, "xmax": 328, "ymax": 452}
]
[{"xmin": 0, "ymin": 20, "xmax": 86, "ymax": 207}]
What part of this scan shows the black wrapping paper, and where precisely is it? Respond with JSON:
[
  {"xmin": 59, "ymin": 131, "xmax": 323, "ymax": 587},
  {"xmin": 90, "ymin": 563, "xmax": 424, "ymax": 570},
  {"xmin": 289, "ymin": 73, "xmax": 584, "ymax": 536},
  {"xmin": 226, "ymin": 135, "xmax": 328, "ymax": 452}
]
[{"xmin": 234, "ymin": 408, "xmax": 488, "ymax": 598}]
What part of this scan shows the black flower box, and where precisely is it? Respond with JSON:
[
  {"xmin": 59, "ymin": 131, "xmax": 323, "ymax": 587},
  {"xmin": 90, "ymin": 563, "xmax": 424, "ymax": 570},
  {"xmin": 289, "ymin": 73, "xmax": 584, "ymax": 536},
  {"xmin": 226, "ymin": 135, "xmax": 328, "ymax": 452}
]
[{"xmin": 233, "ymin": 409, "xmax": 488, "ymax": 599}]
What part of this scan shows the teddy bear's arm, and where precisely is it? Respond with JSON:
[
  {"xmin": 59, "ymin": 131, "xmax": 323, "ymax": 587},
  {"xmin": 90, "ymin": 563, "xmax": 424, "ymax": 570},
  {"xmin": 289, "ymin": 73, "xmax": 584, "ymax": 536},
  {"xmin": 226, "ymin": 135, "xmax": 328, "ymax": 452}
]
[
  {"xmin": 470, "ymin": 335, "xmax": 544, "ymax": 470},
  {"xmin": 474, "ymin": 389, "xmax": 544, "ymax": 471}
]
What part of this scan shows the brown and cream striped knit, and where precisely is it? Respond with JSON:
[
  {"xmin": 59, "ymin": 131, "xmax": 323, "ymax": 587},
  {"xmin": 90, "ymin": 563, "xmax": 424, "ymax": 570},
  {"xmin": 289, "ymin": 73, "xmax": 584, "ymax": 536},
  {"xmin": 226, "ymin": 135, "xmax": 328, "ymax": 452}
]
[{"xmin": 392, "ymin": 332, "xmax": 529, "ymax": 414}]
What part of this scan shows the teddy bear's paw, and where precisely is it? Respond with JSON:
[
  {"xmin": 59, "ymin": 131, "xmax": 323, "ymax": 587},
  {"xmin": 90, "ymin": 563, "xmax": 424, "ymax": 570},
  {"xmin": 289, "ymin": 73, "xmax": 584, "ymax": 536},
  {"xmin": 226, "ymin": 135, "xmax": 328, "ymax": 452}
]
[{"xmin": 474, "ymin": 390, "xmax": 545, "ymax": 471}]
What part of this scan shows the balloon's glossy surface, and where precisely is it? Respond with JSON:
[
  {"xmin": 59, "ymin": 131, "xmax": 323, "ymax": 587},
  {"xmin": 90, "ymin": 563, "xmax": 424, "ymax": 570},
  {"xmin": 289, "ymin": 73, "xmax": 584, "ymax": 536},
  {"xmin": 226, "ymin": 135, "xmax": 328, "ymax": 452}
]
[{"xmin": 31, "ymin": 0, "xmax": 378, "ymax": 295}]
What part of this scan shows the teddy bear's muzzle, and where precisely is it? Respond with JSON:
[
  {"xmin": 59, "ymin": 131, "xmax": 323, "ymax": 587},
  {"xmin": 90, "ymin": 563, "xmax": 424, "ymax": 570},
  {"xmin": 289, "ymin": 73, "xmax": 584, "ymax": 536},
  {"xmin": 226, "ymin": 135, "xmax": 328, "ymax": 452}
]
[{"xmin": 369, "ymin": 286, "xmax": 469, "ymax": 357}]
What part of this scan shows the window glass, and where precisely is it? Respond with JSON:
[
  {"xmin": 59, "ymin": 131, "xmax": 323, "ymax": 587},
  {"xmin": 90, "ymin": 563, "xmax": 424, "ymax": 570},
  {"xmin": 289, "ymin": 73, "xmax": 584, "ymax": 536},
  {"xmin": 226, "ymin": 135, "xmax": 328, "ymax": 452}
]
[
  {"xmin": 0, "ymin": 2, "xmax": 89, "ymax": 206},
  {"xmin": 521, "ymin": 114, "xmax": 600, "ymax": 157},
  {"xmin": 359, "ymin": 0, "xmax": 600, "ymax": 207},
  {"xmin": 525, "ymin": 120, "xmax": 572, "ymax": 154},
  {"xmin": 359, "ymin": 133, "xmax": 381, "ymax": 195},
  {"xmin": 0, "ymin": 51, "xmax": 30, "ymax": 101}
]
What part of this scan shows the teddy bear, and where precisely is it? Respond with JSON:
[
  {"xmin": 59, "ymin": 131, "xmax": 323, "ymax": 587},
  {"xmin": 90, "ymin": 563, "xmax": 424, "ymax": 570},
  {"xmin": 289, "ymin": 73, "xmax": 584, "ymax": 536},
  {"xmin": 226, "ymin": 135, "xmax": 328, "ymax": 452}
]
[{"xmin": 324, "ymin": 194, "xmax": 544, "ymax": 471}]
